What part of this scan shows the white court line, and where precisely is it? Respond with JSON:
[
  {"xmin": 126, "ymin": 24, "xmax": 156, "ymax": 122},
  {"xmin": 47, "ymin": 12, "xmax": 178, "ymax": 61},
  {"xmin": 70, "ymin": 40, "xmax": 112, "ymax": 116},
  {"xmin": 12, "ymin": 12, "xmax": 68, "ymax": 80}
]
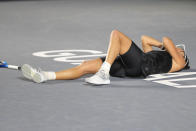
[
  {"xmin": 154, "ymin": 77, "xmax": 196, "ymax": 88},
  {"xmin": 145, "ymin": 72, "xmax": 196, "ymax": 81}
]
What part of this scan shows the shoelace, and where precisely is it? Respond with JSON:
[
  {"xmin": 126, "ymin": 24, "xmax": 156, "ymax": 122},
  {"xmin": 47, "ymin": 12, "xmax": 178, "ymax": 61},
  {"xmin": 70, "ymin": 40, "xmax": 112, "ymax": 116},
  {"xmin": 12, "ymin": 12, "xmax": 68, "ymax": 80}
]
[
  {"xmin": 96, "ymin": 69, "xmax": 109, "ymax": 80},
  {"xmin": 37, "ymin": 67, "xmax": 42, "ymax": 73},
  {"xmin": 31, "ymin": 67, "xmax": 42, "ymax": 76}
]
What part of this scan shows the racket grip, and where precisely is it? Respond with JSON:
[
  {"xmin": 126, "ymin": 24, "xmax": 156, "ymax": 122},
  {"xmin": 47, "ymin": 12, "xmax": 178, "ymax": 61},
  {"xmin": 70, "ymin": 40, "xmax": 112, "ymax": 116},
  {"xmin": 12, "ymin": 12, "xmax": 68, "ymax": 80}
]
[{"xmin": 8, "ymin": 65, "xmax": 21, "ymax": 70}]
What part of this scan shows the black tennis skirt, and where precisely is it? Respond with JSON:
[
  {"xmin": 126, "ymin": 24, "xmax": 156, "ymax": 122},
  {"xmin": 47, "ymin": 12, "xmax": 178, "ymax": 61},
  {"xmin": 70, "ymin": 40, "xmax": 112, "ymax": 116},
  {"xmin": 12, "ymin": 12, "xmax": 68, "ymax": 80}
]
[{"xmin": 100, "ymin": 41, "xmax": 144, "ymax": 77}]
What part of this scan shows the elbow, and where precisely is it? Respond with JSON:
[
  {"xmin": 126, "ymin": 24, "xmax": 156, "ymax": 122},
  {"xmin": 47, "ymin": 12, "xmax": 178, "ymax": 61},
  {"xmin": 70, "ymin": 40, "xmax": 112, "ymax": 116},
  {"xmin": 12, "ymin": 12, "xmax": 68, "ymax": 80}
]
[
  {"xmin": 162, "ymin": 37, "xmax": 171, "ymax": 48},
  {"xmin": 162, "ymin": 37, "xmax": 172, "ymax": 43},
  {"xmin": 141, "ymin": 35, "xmax": 148, "ymax": 45},
  {"xmin": 141, "ymin": 35, "xmax": 148, "ymax": 41}
]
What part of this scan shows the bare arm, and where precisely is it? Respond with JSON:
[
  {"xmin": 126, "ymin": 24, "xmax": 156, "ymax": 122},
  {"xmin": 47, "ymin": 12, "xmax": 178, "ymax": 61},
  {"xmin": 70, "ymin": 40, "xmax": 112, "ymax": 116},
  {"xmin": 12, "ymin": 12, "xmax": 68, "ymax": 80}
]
[
  {"xmin": 141, "ymin": 35, "xmax": 186, "ymax": 72},
  {"xmin": 162, "ymin": 37, "xmax": 186, "ymax": 72},
  {"xmin": 141, "ymin": 35, "xmax": 163, "ymax": 53}
]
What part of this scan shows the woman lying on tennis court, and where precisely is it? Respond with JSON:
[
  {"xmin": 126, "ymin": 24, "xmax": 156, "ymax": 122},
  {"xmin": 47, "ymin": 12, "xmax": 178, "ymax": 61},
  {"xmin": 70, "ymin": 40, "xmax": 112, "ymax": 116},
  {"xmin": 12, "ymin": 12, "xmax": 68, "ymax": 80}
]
[{"xmin": 21, "ymin": 30, "xmax": 190, "ymax": 85}]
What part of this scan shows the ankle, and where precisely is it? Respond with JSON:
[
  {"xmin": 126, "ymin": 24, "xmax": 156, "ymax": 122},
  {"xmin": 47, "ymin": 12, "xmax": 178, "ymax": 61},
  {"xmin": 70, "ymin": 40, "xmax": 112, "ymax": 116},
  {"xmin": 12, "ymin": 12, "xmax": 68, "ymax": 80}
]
[
  {"xmin": 43, "ymin": 71, "xmax": 56, "ymax": 80},
  {"xmin": 100, "ymin": 61, "xmax": 111, "ymax": 74}
]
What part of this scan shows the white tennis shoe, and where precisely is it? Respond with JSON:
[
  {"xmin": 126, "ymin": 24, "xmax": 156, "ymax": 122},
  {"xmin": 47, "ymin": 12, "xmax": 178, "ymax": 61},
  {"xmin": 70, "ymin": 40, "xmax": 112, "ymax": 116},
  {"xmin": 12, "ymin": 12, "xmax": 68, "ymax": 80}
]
[
  {"xmin": 85, "ymin": 69, "xmax": 110, "ymax": 85},
  {"xmin": 21, "ymin": 64, "xmax": 47, "ymax": 83},
  {"xmin": 21, "ymin": 64, "xmax": 37, "ymax": 80},
  {"xmin": 32, "ymin": 71, "xmax": 47, "ymax": 83}
]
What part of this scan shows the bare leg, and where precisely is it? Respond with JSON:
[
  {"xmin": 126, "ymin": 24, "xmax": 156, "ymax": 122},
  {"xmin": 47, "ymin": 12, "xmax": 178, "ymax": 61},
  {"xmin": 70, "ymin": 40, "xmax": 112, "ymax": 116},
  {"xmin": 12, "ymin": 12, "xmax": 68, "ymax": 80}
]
[
  {"xmin": 55, "ymin": 30, "xmax": 133, "ymax": 80},
  {"xmin": 21, "ymin": 58, "xmax": 103, "ymax": 83},
  {"xmin": 55, "ymin": 58, "xmax": 103, "ymax": 80},
  {"xmin": 55, "ymin": 30, "xmax": 132, "ymax": 80},
  {"xmin": 105, "ymin": 30, "xmax": 133, "ymax": 65},
  {"xmin": 84, "ymin": 30, "xmax": 134, "ymax": 84},
  {"xmin": 22, "ymin": 30, "xmax": 134, "ymax": 83}
]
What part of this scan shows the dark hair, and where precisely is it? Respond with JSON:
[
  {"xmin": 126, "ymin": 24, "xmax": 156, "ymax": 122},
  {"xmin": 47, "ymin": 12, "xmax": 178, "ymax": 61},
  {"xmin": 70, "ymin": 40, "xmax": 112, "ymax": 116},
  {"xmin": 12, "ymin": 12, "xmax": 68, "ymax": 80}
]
[{"xmin": 183, "ymin": 55, "xmax": 190, "ymax": 70}]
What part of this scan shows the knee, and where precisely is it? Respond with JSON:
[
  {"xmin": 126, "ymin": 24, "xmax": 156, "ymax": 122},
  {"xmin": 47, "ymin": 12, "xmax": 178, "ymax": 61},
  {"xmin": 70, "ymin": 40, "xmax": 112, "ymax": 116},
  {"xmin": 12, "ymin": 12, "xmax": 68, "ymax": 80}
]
[
  {"xmin": 80, "ymin": 61, "xmax": 88, "ymax": 69},
  {"xmin": 75, "ymin": 61, "xmax": 87, "ymax": 73},
  {"xmin": 79, "ymin": 59, "xmax": 101, "ymax": 74},
  {"xmin": 110, "ymin": 29, "xmax": 120, "ymax": 38},
  {"xmin": 79, "ymin": 61, "xmax": 93, "ymax": 74}
]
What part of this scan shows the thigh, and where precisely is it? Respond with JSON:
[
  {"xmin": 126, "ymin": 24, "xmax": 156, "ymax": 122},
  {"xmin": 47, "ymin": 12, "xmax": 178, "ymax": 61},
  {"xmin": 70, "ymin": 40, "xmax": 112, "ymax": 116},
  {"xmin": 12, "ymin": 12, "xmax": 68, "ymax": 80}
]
[{"xmin": 113, "ymin": 30, "xmax": 133, "ymax": 55}]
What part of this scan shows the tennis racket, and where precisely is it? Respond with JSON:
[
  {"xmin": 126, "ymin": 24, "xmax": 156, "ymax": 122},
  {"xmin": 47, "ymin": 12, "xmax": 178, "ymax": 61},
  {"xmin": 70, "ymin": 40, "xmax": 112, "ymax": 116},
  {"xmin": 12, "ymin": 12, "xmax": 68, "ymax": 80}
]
[{"xmin": 0, "ymin": 60, "xmax": 21, "ymax": 70}]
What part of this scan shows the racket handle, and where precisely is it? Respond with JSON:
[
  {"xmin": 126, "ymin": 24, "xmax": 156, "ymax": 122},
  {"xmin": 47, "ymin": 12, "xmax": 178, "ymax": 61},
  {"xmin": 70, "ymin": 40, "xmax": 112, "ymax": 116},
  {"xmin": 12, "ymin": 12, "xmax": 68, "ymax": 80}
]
[{"xmin": 7, "ymin": 65, "xmax": 21, "ymax": 70}]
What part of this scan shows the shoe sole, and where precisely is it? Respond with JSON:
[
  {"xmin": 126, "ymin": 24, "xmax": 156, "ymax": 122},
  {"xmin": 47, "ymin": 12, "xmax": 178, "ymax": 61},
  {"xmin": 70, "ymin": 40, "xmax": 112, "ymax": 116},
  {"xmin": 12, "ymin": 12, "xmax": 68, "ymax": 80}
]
[
  {"xmin": 85, "ymin": 79, "xmax": 110, "ymax": 85},
  {"xmin": 21, "ymin": 64, "xmax": 33, "ymax": 80},
  {"xmin": 32, "ymin": 73, "xmax": 43, "ymax": 83}
]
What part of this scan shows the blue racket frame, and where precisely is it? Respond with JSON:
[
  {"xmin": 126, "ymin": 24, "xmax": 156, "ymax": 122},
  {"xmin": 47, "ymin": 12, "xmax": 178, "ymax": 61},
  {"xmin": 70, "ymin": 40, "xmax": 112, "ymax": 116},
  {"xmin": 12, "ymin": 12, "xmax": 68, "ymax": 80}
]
[{"xmin": 0, "ymin": 61, "xmax": 8, "ymax": 68}]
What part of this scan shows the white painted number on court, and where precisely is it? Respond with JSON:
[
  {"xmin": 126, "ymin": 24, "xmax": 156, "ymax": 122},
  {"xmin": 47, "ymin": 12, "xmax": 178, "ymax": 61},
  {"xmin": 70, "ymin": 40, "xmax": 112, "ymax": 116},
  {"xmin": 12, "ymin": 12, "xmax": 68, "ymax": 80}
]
[{"xmin": 33, "ymin": 49, "xmax": 106, "ymax": 65}]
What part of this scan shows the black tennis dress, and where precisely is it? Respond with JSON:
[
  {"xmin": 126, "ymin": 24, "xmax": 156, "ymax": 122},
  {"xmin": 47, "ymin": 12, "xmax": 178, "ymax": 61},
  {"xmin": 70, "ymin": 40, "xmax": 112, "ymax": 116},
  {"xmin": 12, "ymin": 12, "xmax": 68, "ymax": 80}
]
[
  {"xmin": 100, "ymin": 41, "xmax": 172, "ymax": 77},
  {"xmin": 140, "ymin": 50, "xmax": 172, "ymax": 77}
]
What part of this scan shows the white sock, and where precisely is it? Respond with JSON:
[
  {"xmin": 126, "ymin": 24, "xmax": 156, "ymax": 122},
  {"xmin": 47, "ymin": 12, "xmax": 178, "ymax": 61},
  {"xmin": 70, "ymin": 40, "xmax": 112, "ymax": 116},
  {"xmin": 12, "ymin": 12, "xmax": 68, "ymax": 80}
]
[
  {"xmin": 99, "ymin": 61, "xmax": 111, "ymax": 75},
  {"xmin": 43, "ymin": 71, "xmax": 56, "ymax": 80}
]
